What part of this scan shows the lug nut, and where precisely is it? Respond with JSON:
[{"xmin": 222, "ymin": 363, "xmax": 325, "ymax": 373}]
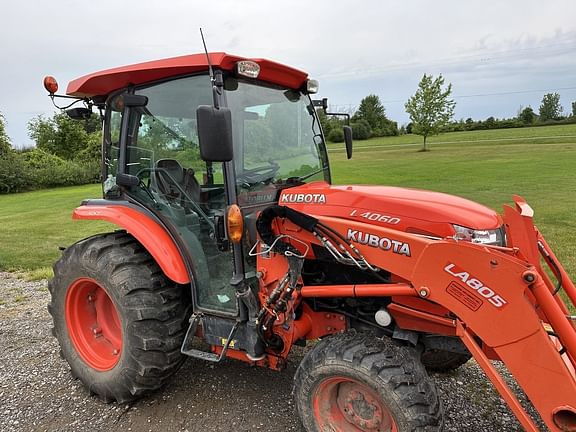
[
  {"xmin": 112, "ymin": 349, "xmax": 119, "ymax": 355},
  {"xmin": 92, "ymin": 327, "xmax": 102, "ymax": 336}
]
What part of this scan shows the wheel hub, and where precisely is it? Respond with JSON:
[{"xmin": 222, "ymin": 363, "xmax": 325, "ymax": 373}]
[
  {"xmin": 65, "ymin": 278, "xmax": 122, "ymax": 371},
  {"xmin": 338, "ymin": 386, "xmax": 384, "ymax": 429},
  {"xmin": 314, "ymin": 377, "xmax": 397, "ymax": 432}
]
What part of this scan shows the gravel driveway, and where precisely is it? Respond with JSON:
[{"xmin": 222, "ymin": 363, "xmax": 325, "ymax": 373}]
[{"xmin": 0, "ymin": 272, "xmax": 545, "ymax": 431}]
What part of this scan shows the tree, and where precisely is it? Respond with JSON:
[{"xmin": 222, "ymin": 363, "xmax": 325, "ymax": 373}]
[
  {"xmin": 405, "ymin": 74, "xmax": 456, "ymax": 151},
  {"xmin": 0, "ymin": 112, "xmax": 11, "ymax": 155},
  {"xmin": 518, "ymin": 106, "xmax": 536, "ymax": 125},
  {"xmin": 28, "ymin": 113, "xmax": 87, "ymax": 160},
  {"xmin": 28, "ymin": 113, "xmax": 102, "ymax": 160},
  {"xmin": 539, "ymin": 93, "xmax": 563, "ymax": 122},
  {"xmin": 353, "ymin": 95, "xmax": 384, "ymax": 132},
  {"xmin": 353, "ymin": 94, "xmax": 398, "ymax": 136},
  {"xmin": 485, "ymin": 116, "xmax": 496, "ymax": 129},
  {"xmin": 572, "ymin": 101, "xmax": 576, "ymax": 118}
]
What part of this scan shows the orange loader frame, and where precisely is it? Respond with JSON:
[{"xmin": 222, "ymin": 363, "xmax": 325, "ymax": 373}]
[{"xmin": 251, "ymin": 195, "xmax": 576, "ymax": 432}]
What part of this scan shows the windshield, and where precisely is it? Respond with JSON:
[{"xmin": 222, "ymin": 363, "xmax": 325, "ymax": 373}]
[
  {"xmin": 225, "ymin": 79, "xmax": 330, "ymax": 197},
  {"xmin": 106, "ymin": 74, "xmax": 329, "ymax": 208}
]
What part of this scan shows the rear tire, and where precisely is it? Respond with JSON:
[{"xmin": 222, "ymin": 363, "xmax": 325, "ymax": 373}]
[
  {"xmin": 294, "ymin": 331, "xmax": 443, "ymax": 431},
  {"xmin": 48, "ymin": 232, "xmax": 190, "ymax": 402}
]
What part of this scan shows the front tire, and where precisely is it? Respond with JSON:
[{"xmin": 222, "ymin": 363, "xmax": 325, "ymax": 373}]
[
  {"xmin": 48, "ymin": 232, "xmax": 190, "ymax": 402},
  {"xmin": 294, "ymin": 331, "xmax": 443, "ymax": 431},
  {"xmin": 421, "ymin": 350, "xmax": 471, "ymax": 373}
]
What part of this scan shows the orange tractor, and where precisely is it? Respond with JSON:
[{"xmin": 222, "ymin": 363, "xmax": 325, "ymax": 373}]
[{"xmin": 44, "ymin": 52, "xmax": 576, "ymax": 431}]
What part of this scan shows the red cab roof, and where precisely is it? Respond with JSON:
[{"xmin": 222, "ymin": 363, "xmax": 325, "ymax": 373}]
[{"xmin": 66, "ymin": 52, "xmax": 309, "ymax": 97}]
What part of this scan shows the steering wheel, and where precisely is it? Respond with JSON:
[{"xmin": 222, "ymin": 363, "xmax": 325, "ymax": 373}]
[{"xmin": 238, "ymin": 161, "xmax": 280, "ymax": 185}]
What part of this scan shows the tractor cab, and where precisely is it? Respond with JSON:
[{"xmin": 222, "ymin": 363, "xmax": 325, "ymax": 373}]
[{"xmin": 65, "ymin": 53, "xmax": 331, "ymax": 317}]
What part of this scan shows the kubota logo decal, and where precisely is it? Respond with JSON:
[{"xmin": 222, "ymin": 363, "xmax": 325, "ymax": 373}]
[
  {"xmin": 280, "ymin": 193, "xmax": 326, "ymax": 204},
  {"xmin": 444, "ymin": 263, "xmax": 507, "ymax": 308},
  {"xmin": 347, "ymin": 229, "xmax": 411, "ymax": 256}
]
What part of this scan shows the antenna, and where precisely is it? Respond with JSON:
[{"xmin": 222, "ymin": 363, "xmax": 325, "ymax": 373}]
[
  {"xmin": 200, "ymin": 28, "xmax": 214, "ymax": 84},
  {"xmin": 199, "ymin": 28, "xmax": 219, "ymax": 108}
]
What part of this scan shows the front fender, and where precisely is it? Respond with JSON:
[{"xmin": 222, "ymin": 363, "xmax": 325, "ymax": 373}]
[{"xmin": 73, "ymin": 205, "xmax": 190, "ymax": 284}]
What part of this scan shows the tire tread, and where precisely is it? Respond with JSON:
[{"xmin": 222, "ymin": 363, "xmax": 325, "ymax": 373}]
[
  {"xmin": 48, "ymin": 232, "xmax": 190, "ymax": 403},
  {"xmin": 294, "ymin": 330, "xmax": 443, "ymax": 431}
]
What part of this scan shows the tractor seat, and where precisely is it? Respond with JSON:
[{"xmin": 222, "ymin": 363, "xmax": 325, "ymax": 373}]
[{"xmin": 155, "ymin": 159, "xmax": 201, "ymax": 204}]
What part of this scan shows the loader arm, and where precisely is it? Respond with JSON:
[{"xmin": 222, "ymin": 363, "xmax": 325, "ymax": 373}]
[{"xmin": 270, "ymin": 196, "xmax": 576, "ymax": 431}]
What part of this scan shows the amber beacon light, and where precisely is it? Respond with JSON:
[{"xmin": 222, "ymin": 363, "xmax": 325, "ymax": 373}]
[
  {"xmin": 227, "ymin": 205, "xmax": 244, "ymax": 243},
  {"xmin": 43, "ymin": 76, "xmax": 59, "ymax": 94}
]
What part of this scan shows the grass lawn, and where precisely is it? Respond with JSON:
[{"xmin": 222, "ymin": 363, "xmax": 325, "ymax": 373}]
[
  {"xmin": 0, "ymin": 124, "xmax": 574, "ymax": 281},
  {"xmin": 0, "ymin": 184, "xmax": 112, "ymax": 278}
]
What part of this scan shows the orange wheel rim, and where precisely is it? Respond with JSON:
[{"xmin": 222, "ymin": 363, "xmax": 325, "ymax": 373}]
[
  {"xmin": 313, "ymin": 376, "xmax": 398, "ymax": 432},
  {"xmin": 65, "ymin": 278, "xmax": 122, "ymax": 371}
]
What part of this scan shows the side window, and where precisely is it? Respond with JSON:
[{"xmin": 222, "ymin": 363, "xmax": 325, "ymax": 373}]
[
  {"xmin": 129, "ymin": 75, "xmax": 218, "ymax": 194},
  {"xmin": 104, "ymin": 95, "xmax": 123, "ymax": 179},
  {"xmin": 131, "ymin": 114, "xmax": 202, "ymax": 177}
]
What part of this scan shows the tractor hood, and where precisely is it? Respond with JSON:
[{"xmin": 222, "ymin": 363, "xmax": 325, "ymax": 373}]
[{"xmin": 279, "ymin": 182, "xmax": 502, "ymax": 238}]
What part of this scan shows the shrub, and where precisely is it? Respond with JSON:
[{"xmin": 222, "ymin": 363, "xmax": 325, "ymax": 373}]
[
  {"xmin": 21, "ymin": 149, "xmax": 99, "ymax": 188},
  {"xmin": 381, "ymin": 119, "xmax": 399, "ymax": 136},
  {"xmin": 33, "ymin": 159, "xmax": 100, "ymax": 188},
  {"xmin": 0, "ymin": 149, "xmax": 100, "ymax": 194},
  {"xmin": 327, "ymin": 128, "xmax": 344, "ymax": 143},
  {"xmin": 351, "ymin": 120, "xmax": 371, "ymax": 140},
  {"xmin": 0, "ymin": 152, "xmax": 35, "ymax": 193}
]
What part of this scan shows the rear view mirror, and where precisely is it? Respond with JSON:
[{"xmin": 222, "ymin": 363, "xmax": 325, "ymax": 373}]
[
  {"xmin": 116, "ymin": 173, "xmax": 139, "ymax": 187},
  {"xmin": 66, "ymin": 107, "xmax": 93, "ymax": 120},
  {"xmin": 343, "ymin": 125, "xmax": 353, "ymax": 159},
  {"xmin": 122, "ymin": 94, "xmax": 149, "ymax": 107},
  {"xmin": 197, "ymin": 105, "xmax": 234, "ymax": 162}
]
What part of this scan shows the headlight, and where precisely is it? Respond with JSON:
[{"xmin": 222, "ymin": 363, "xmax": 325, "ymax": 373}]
[
  {"xmin": 236, "ymin": 61, "xmax": 260, "ymax": 79},
  {"xmin": 452, "ymin": 224, "xmax": 505, "ymax": 246},
  {"xmin": 306, "ymin": 79, "xmax": 319, "ymax": 94}
]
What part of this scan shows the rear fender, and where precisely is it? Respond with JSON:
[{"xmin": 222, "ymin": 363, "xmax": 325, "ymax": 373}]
[{"xmin": 73, "ymin": 205, "xmax": 190, "ymax": 284}]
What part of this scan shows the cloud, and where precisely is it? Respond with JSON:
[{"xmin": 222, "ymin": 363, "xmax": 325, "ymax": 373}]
[{"xmin": 1, "ymin": 0, "xmax": 575, "ymax": 146}]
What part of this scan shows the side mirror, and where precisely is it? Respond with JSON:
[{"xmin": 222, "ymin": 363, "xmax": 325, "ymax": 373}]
[
  {"xmin": 343, "ymin": 125, "xmax": 353, "ymax": 159},
  {"xmin": 197, "ymin": 105, "xmax": 233, "ymax": 162},
  {"xmin": 66, "ymin": 107, "xmax": 93, "ymax": 120},
  {"xmin": 122, "ymin": 94, "xmax": 148, "ymax": 107},
  {"xmin": 312, "ymin": 97, "xmax": 329, "ymax": 112},
  {"xmin": 116, "ymin": 173, "xmax": 140, "ymax": 187}
]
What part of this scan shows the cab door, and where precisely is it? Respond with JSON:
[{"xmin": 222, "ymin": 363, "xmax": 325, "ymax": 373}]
[{"xmin": 106, "ymin": 75, "xmax": 239, "ymax": 315}]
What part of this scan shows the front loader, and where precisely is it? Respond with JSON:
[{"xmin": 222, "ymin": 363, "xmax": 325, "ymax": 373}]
[{"xmin": 44, "ymin": 52, "xmax": 576, "ymax": 431}]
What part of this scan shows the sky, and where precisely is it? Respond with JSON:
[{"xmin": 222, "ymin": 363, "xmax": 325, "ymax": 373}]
[{"xmin": 1, "ymin": 0, "xmax": 575, "ymax": 148}]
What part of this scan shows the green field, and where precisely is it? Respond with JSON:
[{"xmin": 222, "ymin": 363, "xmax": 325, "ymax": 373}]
[
  {"xmin": 0, "ymin": 184, "xmax": 112, "ymax": 279},
  {"xmin": 0, "ymin": 124, "xmax": 574, "ymax": 281}
]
